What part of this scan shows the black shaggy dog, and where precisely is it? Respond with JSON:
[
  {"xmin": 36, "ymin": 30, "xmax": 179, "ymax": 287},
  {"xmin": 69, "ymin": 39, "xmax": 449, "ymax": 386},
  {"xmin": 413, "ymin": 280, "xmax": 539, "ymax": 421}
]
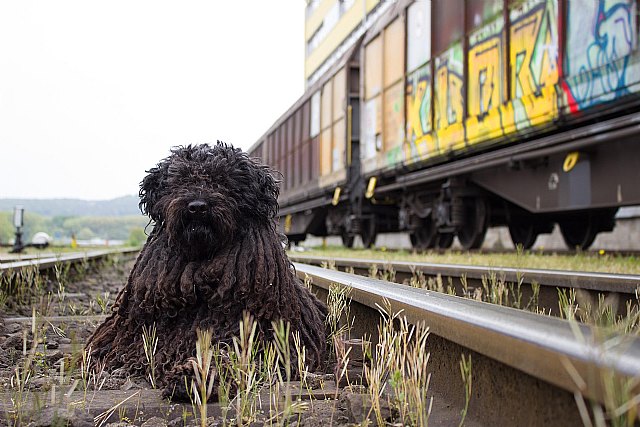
[{"xmin": 86, "ymin": 143, "xmax": 327, "ymax": 397}]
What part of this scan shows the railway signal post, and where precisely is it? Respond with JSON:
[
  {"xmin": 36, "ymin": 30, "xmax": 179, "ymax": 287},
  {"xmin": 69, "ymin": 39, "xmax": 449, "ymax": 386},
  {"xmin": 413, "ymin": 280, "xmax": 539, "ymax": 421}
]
[{"xmin": 10, "ymin": 204, "xmax": 25, "ymax": 254}]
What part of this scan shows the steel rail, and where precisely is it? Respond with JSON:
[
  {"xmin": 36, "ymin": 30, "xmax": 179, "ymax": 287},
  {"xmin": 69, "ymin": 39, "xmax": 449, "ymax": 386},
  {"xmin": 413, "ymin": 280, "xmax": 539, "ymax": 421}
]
[
  {"xmin": 0, "ymin": 247, "xmax": 139, "ymax": 273},
  {"xmin": 290, "ymin": 254, "xmax": 640, "ymax": 294},
  {"xmin": 294, "ymin": 262, "xmax": 640, "ymax": 403}
]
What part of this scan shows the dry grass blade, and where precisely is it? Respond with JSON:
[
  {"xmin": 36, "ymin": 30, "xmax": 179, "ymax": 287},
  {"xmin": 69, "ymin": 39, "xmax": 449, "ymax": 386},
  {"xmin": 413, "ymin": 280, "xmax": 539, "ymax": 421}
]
[{"xmin": 94, "ymin": 391, "xmax": 140, "ymax": 427}]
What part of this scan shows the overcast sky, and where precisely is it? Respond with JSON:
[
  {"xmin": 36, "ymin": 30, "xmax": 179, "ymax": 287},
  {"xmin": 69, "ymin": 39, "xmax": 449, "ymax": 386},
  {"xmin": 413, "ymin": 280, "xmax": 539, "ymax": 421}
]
[{"xmin": 0, "ymin": 1, "xmax": 305, "ymax": 200}]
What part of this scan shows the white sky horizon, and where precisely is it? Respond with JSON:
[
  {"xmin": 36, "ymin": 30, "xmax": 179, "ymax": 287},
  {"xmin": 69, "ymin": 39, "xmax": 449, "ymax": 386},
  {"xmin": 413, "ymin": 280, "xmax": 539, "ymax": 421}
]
[{"xmin": 0, "ymin": 1, "xmax": 305, "ymax": 201}]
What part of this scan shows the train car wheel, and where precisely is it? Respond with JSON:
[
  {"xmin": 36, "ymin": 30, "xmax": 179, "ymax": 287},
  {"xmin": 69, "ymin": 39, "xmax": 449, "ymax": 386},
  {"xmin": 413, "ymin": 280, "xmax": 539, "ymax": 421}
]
[
  {"xmin": 341, "ymin": 233, "xmax": 355, "ymax": 248},
  {"xmin": 508, "ymin": 221, "xmax": 538, "ymax": 250},
  {"xmin": 436, "ymin": 233, "xmax": 454, "ymax": 249},
  {"xmin": 410, "ymin": 219, "xmax": 437, "ymax": 251},
  {"xmin": 560, "ymin": 217, "xmax": 598, "ymax": 250},
  {"xmin": 360, "ymin": 218, "xmax": 377, "ymax": 249},
  {"xmin": 457, "ymin": 198, "xmax": 488, "ymax": 250}
]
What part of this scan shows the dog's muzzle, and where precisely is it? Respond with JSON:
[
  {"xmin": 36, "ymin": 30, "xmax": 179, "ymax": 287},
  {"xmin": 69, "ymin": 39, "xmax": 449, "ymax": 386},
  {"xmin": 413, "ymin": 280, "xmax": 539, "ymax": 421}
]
[
  {"xmin": 187, "ymin": 200, "xmax": 208, "ymax": 218},
  {"xmin": 185, "ymin": 200, "xmax": 212, "ymax": 236}
]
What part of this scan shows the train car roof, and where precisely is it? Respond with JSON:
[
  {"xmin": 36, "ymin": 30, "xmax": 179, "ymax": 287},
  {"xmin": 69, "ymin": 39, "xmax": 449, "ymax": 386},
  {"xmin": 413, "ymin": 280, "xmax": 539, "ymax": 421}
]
[
  {"xmin": 362, "ymin": 0, "xmax": 407, "ymax": 46},
  {"xmin": 247, "ymin": 34, "xmax": 364, "ymax": 155}
]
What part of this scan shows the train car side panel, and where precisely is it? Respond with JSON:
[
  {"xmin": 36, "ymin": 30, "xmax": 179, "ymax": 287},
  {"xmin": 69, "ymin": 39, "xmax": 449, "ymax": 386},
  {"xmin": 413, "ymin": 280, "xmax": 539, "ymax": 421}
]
[
  {"xmin": 383, "ymin": 17, "xmax": 406, "ymax": 167},
  {"xmin": 465, "ymin": 8, "xmax": 507, "ymax": 145},
  {"xmin": 433, "ymin": 42, "xmax": 466, "ymax": 153},
  {"xmin": 562, "ymin": 0, "xmax": 640, "ymax": 113},
  {"xmin": 504, "ymin": 0, "xmax": 560, "ymax": 134}
]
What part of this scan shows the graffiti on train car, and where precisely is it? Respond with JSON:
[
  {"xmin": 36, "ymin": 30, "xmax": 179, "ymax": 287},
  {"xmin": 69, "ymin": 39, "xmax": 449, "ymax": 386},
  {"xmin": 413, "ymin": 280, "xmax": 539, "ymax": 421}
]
[
  {"xmin": 466, "ymin": 15, "xmax": 506, "ymax": 144},
  {"xmin": 404, "ymin": 0, "xmax": 560, "ymax": 165},
  {"xmin": 434, "ymin": 43, "xmax": 465, "ymax": 152},
  {"xmin": 563, "ymin": 0, "xmax": 639, "ymax": 111},
  {"xmin": 509, "ymin": 0, "xmax": 558, "ymax": 130},
  {"xmin": 404, "ymin": 63, "xmax": 436, "ymax": 161},
  {"xmin": 380, "ymin": 0, "xmax": 639, "ymax": 172},
  {"xmin": 466, "ymin": 0, "xmax": 559, "ymax": 144}
]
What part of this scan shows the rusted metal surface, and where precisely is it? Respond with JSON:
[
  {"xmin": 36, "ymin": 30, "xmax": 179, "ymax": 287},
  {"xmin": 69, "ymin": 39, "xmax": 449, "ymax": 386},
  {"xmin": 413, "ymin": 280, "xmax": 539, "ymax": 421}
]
[
  {"xmin": 295, "ymin": 262, "xmax": 640, "ymax": 405},
  {"xmin": 383, "ymin": 17, "xmax": 405, "ymax": 88}
]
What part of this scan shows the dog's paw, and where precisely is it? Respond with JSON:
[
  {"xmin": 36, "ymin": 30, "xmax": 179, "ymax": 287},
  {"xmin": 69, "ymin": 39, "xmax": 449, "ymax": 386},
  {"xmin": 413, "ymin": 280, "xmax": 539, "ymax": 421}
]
[
  {"xmin": 162, "ymin": 359, "xmax": 196, "ymax": 402},
  {"xmin": 162, "ymin": 358, "xmax": 222, "ymax": 403},
  {"xmin": 162, "ymin": 378, "xmax": 191, "ymax": 402}
]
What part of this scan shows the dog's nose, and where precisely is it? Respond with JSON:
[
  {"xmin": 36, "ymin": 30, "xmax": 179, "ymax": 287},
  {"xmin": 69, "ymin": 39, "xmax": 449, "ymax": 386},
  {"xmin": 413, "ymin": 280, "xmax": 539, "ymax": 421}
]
[{"xmin": 187, "ymin": 200, "xmax": 208, "ymax": 215}]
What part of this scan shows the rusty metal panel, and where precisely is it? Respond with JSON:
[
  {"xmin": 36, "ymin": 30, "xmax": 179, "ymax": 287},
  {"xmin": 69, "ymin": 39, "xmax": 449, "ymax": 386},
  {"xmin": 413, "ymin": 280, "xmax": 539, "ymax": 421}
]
[
  {"xmin": 263, "ymin": 135, "xmax": 268, "ymax": 166},
  {"xmin": 311, "ymin": 135, "xmax": 320, "ymax": 180},
  {"xmin": 333, "ymin": 68, "xmax": 346, "ymax": 122},
  {"xmin": 302, "ymin": 101, "xmax": 311, "ymax": 183},
  {"xmin": 365, "ymin": 35, "xmax": 383, "ymax": 99},
  {"xmin": 383, "ymin": 81, "xmax": 405, "ymax": 156},
  {"xmin": 310, "ymin": 90, "xmax": 321, "ymax": 138},
  {"xmin": 287, "ymin": 118, "xmax": 294, "ymax": 190},
  {"xmin": 282, "ymin": 120, "xmax": 288, "ymax": 191},
  {"xmin": 276, "ymin": 127, "xmax": 283, "ymax": 178},
  {"xmin": 248, "ymin": 141, "xmax": 260, "ymax": 159},
  {"xmin": 267, "ymin": 133, "xmax": 274, "ymax": 169},
  {"xmin": 271, "ymin": 133, "xmax": 277, "ymax": 167},
  {"xmin": 282, "ymin": 123, "xmax": 288, "ymax": 184},
  {"xmin": 433, "ymin": 0, "xmax": 464, "ymax": 55},
  {"xmin": 272, "ymin": 132, "xmax": 278, "ymax": 169},
  {"xmin": 269, "ymin": 131, "xmax": 275, "ymax": 174},
  {"xmin": 282, "ymin": 119, "xmax": 288, "ymax": 191},
  {"xmin": 320, "ymin": 127, "xmax": 332, "ymax": 176},
  {"xmin": 384, "ymin": 17, "xmax": 405, "ymax": 87},
  {"xmin": 294, "ymin": 109, "xmax": 302, "ymax": 187},
  {"xmin": 332, "ymin": 118, "xmax": 346, "ymax": 173},
  {"xmin": 257, "ymin": 141, "xmax": 264, "ymax": 160},
  {"xmin": 273, "ymin": 128, "xmax": 278, "ymax": 173},
  {"xmin": 466, "ymin": 0, "xmax": 503, "ymax": 30},
  {"xmin": 300, "ymin": 139, "xmax": 309, "ymax": 184},
  {"xmin": 407, "ymin": 0, "xmax": 431, "ymax": 72},
  {"xmin": 321, "ymin": 79, "xmax": 333, "ymax": 131},
  {"xmin": 302, "ymin": 100, "xmax": 311, "ymax": 144}
]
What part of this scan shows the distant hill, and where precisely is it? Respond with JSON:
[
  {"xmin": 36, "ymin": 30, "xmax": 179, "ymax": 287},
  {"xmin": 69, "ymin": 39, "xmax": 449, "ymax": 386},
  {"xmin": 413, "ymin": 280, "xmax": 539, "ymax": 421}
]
[{"xmin": 0, "ymin": 195, "xmax": 140, "ymax": 217}]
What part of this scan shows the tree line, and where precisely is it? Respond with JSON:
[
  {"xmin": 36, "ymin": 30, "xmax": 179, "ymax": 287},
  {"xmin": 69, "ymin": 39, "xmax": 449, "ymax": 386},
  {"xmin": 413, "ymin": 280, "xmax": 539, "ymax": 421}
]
[{"xmin": 0, "ymin": 211, "xmax": 149, "ymax": 246}]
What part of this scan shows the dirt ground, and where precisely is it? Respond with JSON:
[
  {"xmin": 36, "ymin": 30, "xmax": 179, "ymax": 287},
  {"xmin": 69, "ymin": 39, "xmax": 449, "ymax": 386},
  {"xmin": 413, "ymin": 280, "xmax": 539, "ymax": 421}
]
[{"xmin": 0, "ymin": 256, "xmax": 430, "ymax": 427}]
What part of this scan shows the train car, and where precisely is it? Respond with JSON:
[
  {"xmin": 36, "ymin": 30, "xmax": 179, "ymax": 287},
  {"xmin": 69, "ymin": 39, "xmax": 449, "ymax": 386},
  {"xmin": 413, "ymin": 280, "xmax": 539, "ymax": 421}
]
[
  {"xmin": 248, "ymin": 40, "xmax": 374, "ymax": 247},
  {"xmin": 251, "ymin": 0, "xmax": 640, "ymax": 251}
]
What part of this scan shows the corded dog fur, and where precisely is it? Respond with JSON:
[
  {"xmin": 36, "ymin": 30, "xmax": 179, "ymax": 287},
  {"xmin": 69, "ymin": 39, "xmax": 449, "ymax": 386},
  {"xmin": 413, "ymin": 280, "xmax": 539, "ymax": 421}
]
[{"xmin": 86, "ymin": 143, "xmax": 327, "ymax": 397}]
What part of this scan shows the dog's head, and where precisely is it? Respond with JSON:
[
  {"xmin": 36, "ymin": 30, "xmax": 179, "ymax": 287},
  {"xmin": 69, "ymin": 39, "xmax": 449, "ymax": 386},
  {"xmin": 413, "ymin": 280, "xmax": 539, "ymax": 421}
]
[{"xmin": 139, "ymin": 143, "xmax": 279, "ymax": 258}]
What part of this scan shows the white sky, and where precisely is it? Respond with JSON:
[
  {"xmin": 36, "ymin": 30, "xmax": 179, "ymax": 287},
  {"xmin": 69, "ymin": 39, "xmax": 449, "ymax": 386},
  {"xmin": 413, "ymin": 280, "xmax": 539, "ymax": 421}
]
[{"xmin": 0, "ymin": 1, "xmax": 305, "ymax": 200}]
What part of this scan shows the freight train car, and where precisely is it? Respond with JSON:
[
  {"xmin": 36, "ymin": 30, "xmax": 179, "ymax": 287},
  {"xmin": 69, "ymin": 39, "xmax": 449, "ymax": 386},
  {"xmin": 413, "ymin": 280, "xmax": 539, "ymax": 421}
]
[
  {"xmin": 249, "ymin": 0, "xmax": 640, "ymax": 251},
  {"xmin": 249, "ymin": 40, "xmax": 374, "ymax": 247}
]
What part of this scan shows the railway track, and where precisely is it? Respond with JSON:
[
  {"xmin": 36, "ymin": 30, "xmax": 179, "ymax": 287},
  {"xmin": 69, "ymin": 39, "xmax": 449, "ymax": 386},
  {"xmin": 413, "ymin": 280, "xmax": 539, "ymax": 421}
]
[
  {"xmin": 0, "ymin": 247, "xmax": 140, "ymax": 270},
  {"xmin": 312, "ymin": 245, "xmax": 640, "ymax": 258},
  {"xmin": 294, "ymin": 262, "xmax": 640, "ymax": 426},
  {"xmin": 2, "ymin": 247, "xmax": 639, "ymax": 425},
  {"xmin": 290, "ymin": 254, "xmax": 640, "ymax": 317}
]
